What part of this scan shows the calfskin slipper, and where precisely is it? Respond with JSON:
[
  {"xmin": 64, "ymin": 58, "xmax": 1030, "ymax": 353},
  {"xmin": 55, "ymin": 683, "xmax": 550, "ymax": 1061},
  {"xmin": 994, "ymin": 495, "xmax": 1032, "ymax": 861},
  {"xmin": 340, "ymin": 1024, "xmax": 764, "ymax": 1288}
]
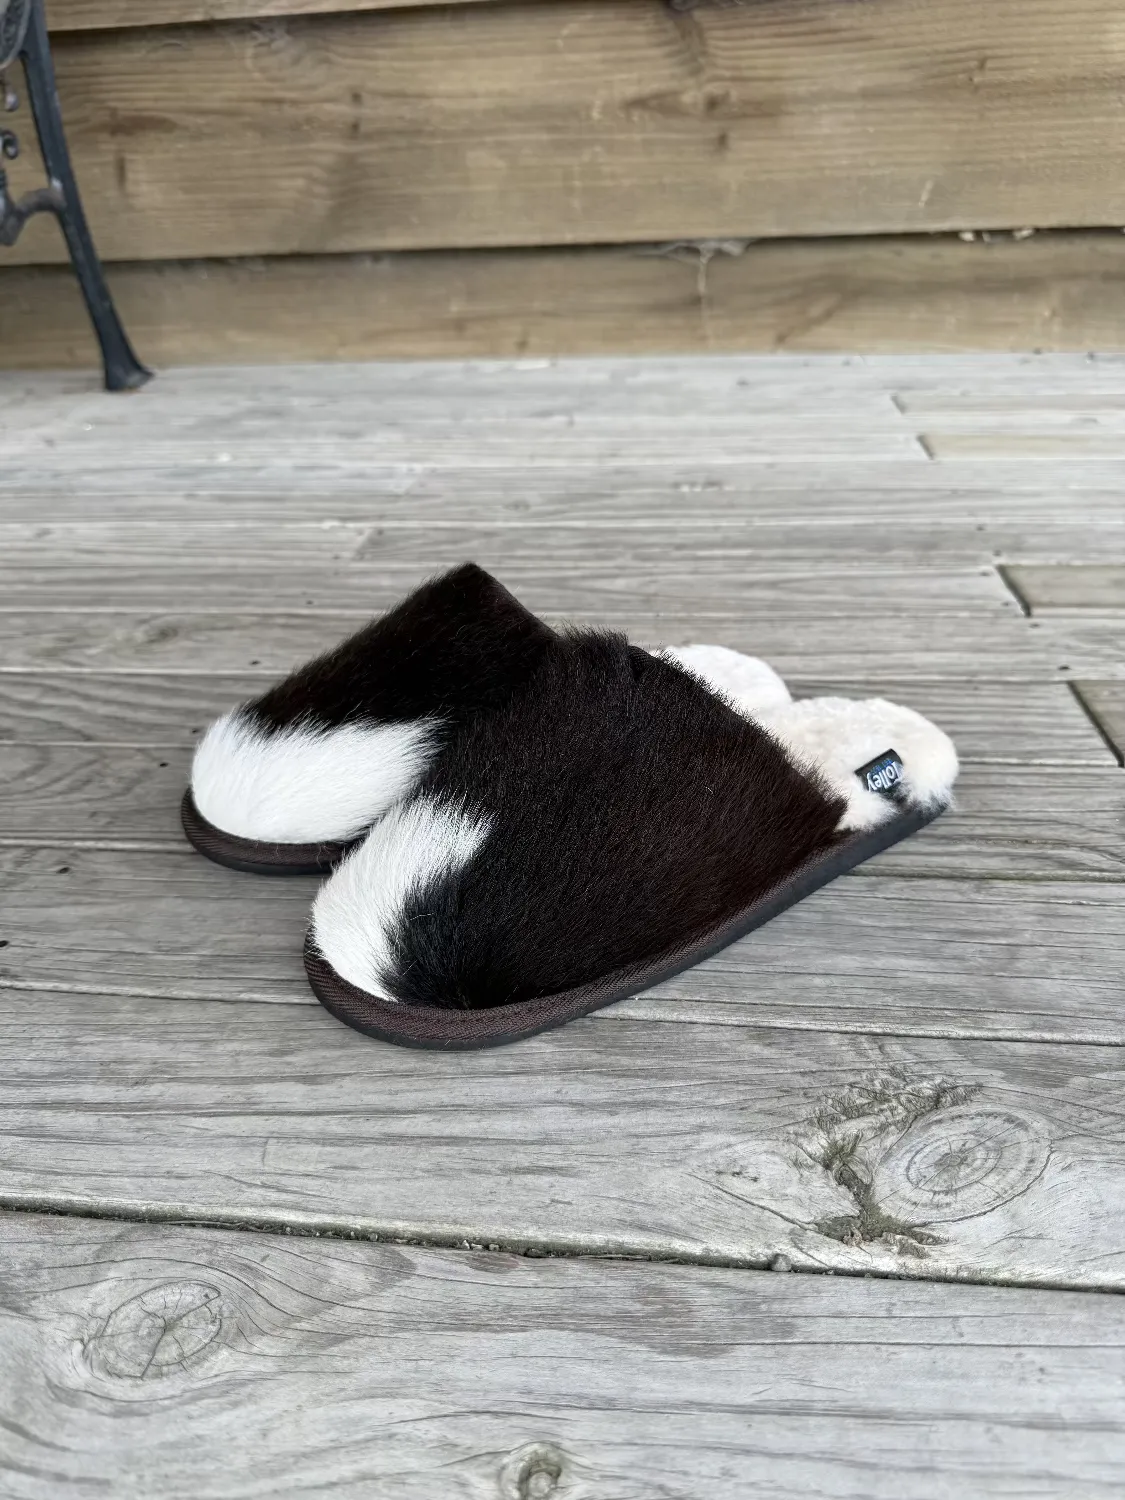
[
  {"xmin": 182, "ymin": 563, "xmax": 555, "ymax": 875},
  {"xmin": 304, "ymin": 633, "xmax": 958, "ymax": 1049}
]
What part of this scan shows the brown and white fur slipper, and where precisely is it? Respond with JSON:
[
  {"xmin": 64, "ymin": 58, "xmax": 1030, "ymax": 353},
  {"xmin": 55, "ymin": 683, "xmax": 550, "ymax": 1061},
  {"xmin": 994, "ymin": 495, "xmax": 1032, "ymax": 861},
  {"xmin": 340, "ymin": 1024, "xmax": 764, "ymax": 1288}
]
[
  {"xmin": 304, "ymin": 634, "xmax": 957, "ymax": 1049},
  {"xmin": 182, "ymin": 564, "xmax": 555, "ymax": 875}
]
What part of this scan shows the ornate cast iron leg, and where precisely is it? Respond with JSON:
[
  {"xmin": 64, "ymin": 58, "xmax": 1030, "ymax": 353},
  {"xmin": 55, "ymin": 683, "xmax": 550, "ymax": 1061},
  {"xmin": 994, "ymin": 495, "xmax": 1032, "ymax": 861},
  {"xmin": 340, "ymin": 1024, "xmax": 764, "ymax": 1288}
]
[{"xmin": 1, "ymin": 0, "xmax": 151, "ymax": 390}]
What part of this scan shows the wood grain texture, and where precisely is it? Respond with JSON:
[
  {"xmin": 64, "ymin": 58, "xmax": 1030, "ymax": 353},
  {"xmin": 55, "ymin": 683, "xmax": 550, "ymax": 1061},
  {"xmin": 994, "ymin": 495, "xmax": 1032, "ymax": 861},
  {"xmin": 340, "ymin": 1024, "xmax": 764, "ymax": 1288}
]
[
  {"xmin": 1, "ymin": 672, "xmax": 1109, "ymax": 767},
  {"xmin": 1023, "ymin": 616, "xmax": 1125, "ymax": 680},
  {"xmin": 2, "ymin": 845, "xmax": 1123, "ymax": 1042},
  {"xmin": 1, "ymin": 350, "xmax": 1122, "ymax": 1321},
  {"xmin": 0, "ymin": 602, "xmax": 1094, "ymax": 679},
  {"xmin": 3, "ymin": 360, "xmax": 1125, "ymax": 544},
  {"xmin": 1005, "ymin": 565, "xmax": 1125, "ymax": 612},
  {"xmin": 0, "ymin": 478, "xmax": 1122, "ymax": 567},
  {"xmin": 10, "ymin": 0, "xmax": 1125, "ymax": 265},
  {"xmin": 48, "ymin": 0, "xmax": 493, "ymax": 31},
  {"xmin": 1073, "ymin": 682, "xmax": 1125, "ymax": 763},
  {"xmin": 7, "ymin": 232, "xmax": 1125, "ymax": 367},
  {"xmin": 4, "ymin": 988, "xmax": 1125, "ymax": 1287},
  {"xmin": 923, "ymin": 432, "xmax": 1125, "ymax": 459},
  {"xmin": 0, "ymin": 552, "xmax": 1017, "ymax": 614},
  {"xmin": 2, "ymin": 1212, "xmax": 1124, "ymax": 1500}
]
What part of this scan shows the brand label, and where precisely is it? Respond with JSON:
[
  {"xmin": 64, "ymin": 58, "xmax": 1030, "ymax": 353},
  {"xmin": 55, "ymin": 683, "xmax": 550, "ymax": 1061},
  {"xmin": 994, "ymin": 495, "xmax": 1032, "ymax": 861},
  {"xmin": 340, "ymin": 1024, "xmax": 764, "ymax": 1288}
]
[{"xmin": 856, "ymin": 749, "xmax": 905, "ymax": 799}]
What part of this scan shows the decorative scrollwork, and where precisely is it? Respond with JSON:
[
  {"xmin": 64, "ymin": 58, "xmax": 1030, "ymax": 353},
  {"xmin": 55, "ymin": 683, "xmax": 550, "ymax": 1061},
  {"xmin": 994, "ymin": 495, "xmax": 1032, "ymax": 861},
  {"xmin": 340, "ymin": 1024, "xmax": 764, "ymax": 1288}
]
[
  {"xmin": 0, "ymin": 0, "xmax": 150, "ymax": 387},
  {"xmin": 0, "ymin": 1, "xmax": 63, "ymax": 247},
  {"xmin": 0, "ymin": 1, "xmax": 34, "ymax": 73}
]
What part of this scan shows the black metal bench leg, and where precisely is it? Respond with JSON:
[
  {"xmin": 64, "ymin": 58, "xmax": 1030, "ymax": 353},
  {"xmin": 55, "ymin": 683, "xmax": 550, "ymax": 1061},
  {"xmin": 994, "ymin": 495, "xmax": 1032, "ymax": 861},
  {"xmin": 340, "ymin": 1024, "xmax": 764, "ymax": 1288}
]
[{"xmin": 20, "ymin": 0, "xmax": 151, "ymax": 390}]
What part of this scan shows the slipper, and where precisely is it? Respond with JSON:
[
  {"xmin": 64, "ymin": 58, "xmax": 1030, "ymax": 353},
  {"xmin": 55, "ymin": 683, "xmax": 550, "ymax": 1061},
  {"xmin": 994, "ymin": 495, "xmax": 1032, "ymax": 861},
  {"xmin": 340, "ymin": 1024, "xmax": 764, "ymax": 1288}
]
[
  {"xmin": 181, "ymin": 564, "xmax": 555, "ymax": 875},
  {"xmin": 304, "ymin": 634, "xmax": 958, "ymax": 1049}
]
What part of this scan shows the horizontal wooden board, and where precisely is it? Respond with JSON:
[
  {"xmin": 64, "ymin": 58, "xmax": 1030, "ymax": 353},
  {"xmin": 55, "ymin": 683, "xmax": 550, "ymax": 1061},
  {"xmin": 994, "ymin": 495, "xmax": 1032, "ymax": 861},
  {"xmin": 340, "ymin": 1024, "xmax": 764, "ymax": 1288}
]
[
  {"xmin": 1074, "ymin": 682, "xmax": 1125, "ymax": 763},
  {"xmin": 0, "ymin": 671, "xmax": 268, "ymax": 743},
  {"xmin": 2, "ymin": 844, "xmax": 1123, "ymax": 1041},
  {"xmin": 0, "ymin": 604, "xmax": 1060, "ymax": 679},
  {"xmin": 1023, "ymin": 615, "xmax": 1125, "ymax": 680},
  {"xmin": 3, "ymin": 1213, "xmax": 1124, "ymax": 1500},
  {"xmin": 1005, "ymin": 565, "xmax": 1125, "ymax": 612},
  {"xmin": 0, "ymin": 555, "xmax": 1017, "ymax": 615},
  {"xmin": 4, "ymin": 987, "xmax": 1125, "ymax": 1287},
  {"xmin": 10, "ymin": 1, "xmax": 1125, "ymax": 264},
  {"xmin": 7, "ymin": 418, "xmax": 922, "ymax": 467},
  {"xmin": 0, "ymin": 356, "xmax": 908, "ymax": 429},
  {"xmin": 7, "ymin": 232, "xmax": 1125, "ymax": 367},
  {"xmin": 0, "ymin": 479, "xmax": 1122, "ymax": 565},
  {"xmin": 923, "ymin": 432, "xmax": 1125, "ymax": 459},
  {"xmin": 48, "ymin": 0, "xmax": 493, "ymax": 31},
  {"xmin": 1, "ymin": 672, "xmax": 1109, "ymax": 767}
]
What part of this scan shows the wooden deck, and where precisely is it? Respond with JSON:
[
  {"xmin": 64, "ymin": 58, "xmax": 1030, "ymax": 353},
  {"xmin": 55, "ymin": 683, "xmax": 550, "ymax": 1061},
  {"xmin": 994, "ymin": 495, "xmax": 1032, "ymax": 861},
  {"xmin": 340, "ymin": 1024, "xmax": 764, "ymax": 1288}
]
[{"xmin": 1, "ymin": 353, "xmax": 1123, "ymax": 1497}]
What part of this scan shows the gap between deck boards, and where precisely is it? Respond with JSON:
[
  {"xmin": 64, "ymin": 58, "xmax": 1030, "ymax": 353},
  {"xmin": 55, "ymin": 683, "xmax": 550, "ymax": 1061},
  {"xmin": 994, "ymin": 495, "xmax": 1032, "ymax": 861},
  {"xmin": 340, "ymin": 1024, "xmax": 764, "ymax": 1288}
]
[{"xmin": 0, "ymin": 1192, "xmax": 1113, "ymax": 1298}]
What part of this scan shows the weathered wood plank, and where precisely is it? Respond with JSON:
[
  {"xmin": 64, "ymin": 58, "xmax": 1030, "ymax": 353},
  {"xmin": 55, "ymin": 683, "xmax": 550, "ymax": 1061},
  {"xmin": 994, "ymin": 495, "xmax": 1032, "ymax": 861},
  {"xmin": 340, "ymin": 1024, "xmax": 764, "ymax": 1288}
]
[
  {"xmin": 0, "ymin": 555, "xmax": 1016, "ymax": 616},
  {"xmin": 923, "ymin": 432, "xmax": 1125, "ymax": 459},
  {"xmin": 0, "ymin": 671, "xmax": 265, "ymax": 743},
  {"xmin": 1073, "ymin": 682, "xmax": 1125, "ymax": 763},
  {"xmin": 5, "ymin": 352, "xmax": 1125, "ymax": 408},
  {"xmin": 0, "ymin": 522, "xmax": 372, "ymax": 569},
  {"xmin": 3, "ymin": 988, "xmax": 1125, "ymax": 1287},
  {"xmin": 0, "ymin": 358, "xmax": 907, "ymax": 428},
  {"xmin": 1005, "ymin": 565, "xmax": 1125, "ymax": 612},
  {"xmin": 1, "ymin": 672, "xmax": 1109, "ymax": 768},
  {"xmin": 2, "ymin": 1212, "xmax": 1124, "ymax": 1500},
  {"xmin": 0, "ymin": 607, "xmax": 1060, "ymax": 679},
  {"xmin": 8, "ymin": 231, "xmax": 1125, "ymax": 368},
  {"xmin": 10, "ymin": 2, "xmax": 1125, "ymax": 266},
  {"xmin": 1023, "ymin": 616, "xmax": 1125, "ymax": 680},
  {"xmin": 6, "ymin": 422, "xmax": 921, "ymax": 467},
  {"xmin": 2, "ymin": 845, "xmax": 1122, "ymax": 1042},
  {"xmin": 49, "ymin": 0, "xmax": 493, "ymax": 30},
  {"xmin": 0, "ymin": 483, "xmax": 1122, "ymax": 568},
  {"xmin": 0, "ymin": 363, "xmax": 917, "ymax": 479}
]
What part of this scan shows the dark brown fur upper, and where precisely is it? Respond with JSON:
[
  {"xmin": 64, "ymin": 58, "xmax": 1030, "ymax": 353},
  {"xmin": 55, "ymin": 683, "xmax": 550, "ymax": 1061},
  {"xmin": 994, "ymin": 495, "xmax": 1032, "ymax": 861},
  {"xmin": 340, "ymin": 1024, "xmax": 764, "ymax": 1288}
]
[
  {"xmin": 248, "ymin": 563, "xmax": 556, "ymax": 734},
  {"xmin": 385, "ymin": 632, "xmax": 846, "ymax": 1010}
]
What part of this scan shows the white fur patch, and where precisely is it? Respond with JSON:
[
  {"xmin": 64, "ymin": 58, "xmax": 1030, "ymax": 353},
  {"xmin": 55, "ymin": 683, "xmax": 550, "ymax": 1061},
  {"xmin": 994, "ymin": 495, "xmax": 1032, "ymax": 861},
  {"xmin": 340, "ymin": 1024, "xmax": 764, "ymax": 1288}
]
[
  {"xmin": 311, "ymin": 797, "xmax": 490, "ymax": 997},
  {"xmin": 757, "ymin": 696, "xmax": 959, "ymax": 832},
  {"xmin": 658, "ymin": 645, "xmax": 792, "ymax": 714},
  {"xmin": 191, "ymin": 709, "xmax": 438, "ymax": 843}
]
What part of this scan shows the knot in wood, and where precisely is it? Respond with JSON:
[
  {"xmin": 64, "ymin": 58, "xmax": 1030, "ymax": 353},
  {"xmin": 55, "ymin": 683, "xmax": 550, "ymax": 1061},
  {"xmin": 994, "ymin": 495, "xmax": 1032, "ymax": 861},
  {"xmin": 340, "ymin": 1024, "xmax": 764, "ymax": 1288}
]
[
  {"xmin": 499, "ymin": 1441, "xmax": 567, "ymax": 1499},
  {"xmin": 88, "ymin": 1280, "xmax": 223, "ymax": 1380},
  {"xmin": 872, "ymin": 1105, "xmax": 1050, "ymax": 1224}
]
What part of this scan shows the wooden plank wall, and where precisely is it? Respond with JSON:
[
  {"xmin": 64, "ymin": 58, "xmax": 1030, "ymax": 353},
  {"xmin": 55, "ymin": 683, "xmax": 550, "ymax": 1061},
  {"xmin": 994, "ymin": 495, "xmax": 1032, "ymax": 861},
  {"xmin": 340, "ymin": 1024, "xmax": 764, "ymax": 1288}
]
[{"xmin": 3, "ymin": 0, "xmax": 1125, "ymax": 363}]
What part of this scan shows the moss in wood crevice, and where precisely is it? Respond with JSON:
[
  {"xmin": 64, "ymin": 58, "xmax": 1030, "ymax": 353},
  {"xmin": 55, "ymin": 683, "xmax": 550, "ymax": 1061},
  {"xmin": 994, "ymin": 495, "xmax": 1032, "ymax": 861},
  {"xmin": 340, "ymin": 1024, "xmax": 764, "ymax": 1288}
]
[
  {"xmin": 814, "ymin": 1133, "xmax": 940, "ymax": 1255},
  {"xmin": 801, "ymin": 1071, "xmax": 981, "ymax": 1255}
]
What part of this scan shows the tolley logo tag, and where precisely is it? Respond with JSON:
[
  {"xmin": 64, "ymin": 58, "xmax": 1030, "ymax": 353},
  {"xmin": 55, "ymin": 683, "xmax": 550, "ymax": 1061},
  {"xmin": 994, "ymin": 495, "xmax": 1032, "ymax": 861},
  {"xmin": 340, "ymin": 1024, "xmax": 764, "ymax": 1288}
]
[{"xmin": 856, "ymin": 749, "xmax": 905, "ymax": 799}]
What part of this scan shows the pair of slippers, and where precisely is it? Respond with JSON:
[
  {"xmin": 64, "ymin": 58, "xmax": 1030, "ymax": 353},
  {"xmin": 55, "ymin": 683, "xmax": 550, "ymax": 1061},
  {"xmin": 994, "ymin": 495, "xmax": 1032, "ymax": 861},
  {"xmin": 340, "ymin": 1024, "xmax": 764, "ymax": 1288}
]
[{"xmin": 182, "ymin": 565, "xmax": 958, "ymax": 1050}]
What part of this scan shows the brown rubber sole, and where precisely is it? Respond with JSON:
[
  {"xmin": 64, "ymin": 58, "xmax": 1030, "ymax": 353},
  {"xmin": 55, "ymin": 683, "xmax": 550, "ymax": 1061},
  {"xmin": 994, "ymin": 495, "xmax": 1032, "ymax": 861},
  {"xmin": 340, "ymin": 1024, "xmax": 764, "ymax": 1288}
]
[
  {"xmin": 304, "ymin": 802, "xmax": 945, "ymax": 1050},
  {"xmin": 180, "ymin": 789, "xmax": 359, "ymax": 876}
]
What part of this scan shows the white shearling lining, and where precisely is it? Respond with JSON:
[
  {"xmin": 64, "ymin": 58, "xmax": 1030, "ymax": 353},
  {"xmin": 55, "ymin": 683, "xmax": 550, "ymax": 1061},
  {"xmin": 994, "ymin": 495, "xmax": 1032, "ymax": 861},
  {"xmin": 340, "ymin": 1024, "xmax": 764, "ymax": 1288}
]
[
  {"xmin": 190, "ymin": 709, "xmax": 438, "ymax": 843},
  {"xmin": 311, "ymin": 797, "xmax": 490, "ymax": 997},
  {"xmin": 658, "ymin": 645, "xmax": 792, "ymax": 714},
  {"xmin": 664, "ymin": 645, "xmax": 958, "ymax": 832},
  {"xmin": 757, "ymin": 695, "xmax": 959, "ymax": 831}
]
